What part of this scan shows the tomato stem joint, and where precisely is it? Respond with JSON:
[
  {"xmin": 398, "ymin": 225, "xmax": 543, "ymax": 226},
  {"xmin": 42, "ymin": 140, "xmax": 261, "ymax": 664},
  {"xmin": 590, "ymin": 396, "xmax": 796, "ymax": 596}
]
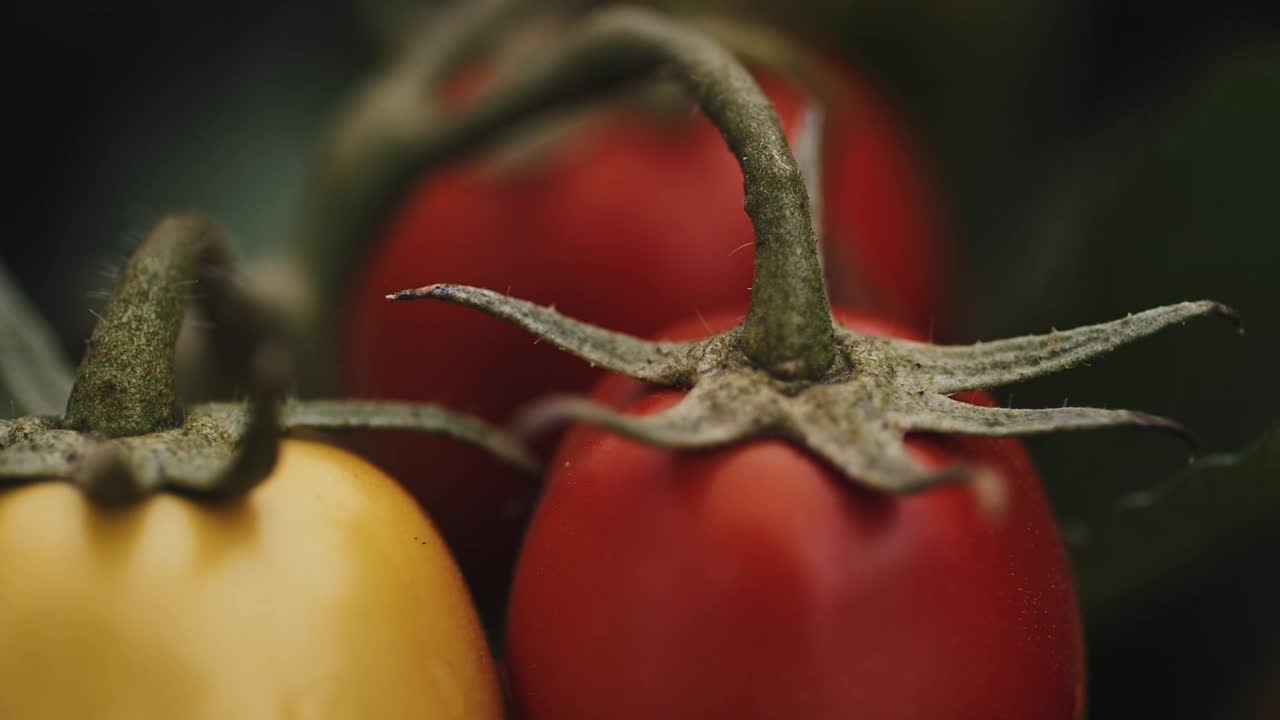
[
  {"xmin": 384, "ymin": 7, "xmax": 1241, "ymax": 494},
  {"xmin": 1, "ymin": 214, "xmax": 539, "ymax": 505}
]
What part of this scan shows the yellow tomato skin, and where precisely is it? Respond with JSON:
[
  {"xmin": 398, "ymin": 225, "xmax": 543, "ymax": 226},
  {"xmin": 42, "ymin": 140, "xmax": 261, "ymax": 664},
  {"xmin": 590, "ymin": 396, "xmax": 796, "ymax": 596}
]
[{"xmin": 0, "ymin": 440, "xmax": 504, "ymax": 720}]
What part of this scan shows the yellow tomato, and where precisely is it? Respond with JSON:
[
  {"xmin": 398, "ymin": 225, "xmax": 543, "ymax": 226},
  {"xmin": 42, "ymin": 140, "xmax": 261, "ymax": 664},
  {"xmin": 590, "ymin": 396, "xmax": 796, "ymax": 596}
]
[{"xmin": 0, "ymin": 440, "xmax": 504, "ymax": 720}]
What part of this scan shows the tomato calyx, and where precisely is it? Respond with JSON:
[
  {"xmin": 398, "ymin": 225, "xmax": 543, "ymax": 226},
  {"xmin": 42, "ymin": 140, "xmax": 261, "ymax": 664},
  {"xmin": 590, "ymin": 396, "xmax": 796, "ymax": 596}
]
[
  {"xmin": 0, "ymin": 394, "xmax": 539, "ymax": 505},
  {"xmin": 1, "ymin": 213, "xmax": 538, "ymax": 505},
  {"xmin": 394, "ymin": 285, "xmax": 1234, "ymax": 492},
  {"xmin": 388, "ymin": 8, "xmax": 1241, "ymax": 494}
]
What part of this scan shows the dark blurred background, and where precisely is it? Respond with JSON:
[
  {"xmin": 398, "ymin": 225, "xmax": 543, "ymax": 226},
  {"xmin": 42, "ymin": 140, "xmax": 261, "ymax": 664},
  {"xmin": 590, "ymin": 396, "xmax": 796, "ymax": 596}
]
[{"xmin": 5, "ymin": 1, "xmax": 1279, "ymax": 717}]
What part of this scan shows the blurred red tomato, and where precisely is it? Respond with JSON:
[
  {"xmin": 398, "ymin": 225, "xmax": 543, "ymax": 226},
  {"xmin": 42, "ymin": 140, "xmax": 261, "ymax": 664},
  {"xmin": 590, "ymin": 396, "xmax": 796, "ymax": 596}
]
[{"xmin": 506, "ymin": 309, "xmax": 1084, "ymax": 720}]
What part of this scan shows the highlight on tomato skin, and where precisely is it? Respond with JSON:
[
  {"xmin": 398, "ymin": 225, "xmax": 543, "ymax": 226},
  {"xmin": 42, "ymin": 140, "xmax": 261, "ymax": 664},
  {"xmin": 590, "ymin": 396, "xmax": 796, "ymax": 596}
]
[
  {"xmin": 503, "ymin": 310, "xmax": 1085, "ymax": 720},
  {"xmin": 339, "ymin": 50, "xmax": 952, "ymax": 624},
  {"xmin": 0, "ymin": 440, "xmax": 505, "ymax": 720}
]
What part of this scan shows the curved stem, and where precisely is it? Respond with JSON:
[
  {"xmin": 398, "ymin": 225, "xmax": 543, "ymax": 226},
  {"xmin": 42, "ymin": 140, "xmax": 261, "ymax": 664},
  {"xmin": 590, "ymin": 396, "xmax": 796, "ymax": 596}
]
[
  {"xmin": 303, "ymin": 5, "xmax": 834, "ymax": 381},
  {"xmin": 683, "ymin": 13, "xmax": 846, "ymax": 102},
  {"xmin": 2, "ymin": 207, "xmax": 547, "ymax": 499},
  {"xmin": 167, "ymin": 344, "xmax": 289, "ymax": 500},
  {"xmin": 64, "ymin": 214, "xmax": 234, "ymax": 437},
  {"xmin": 410, "ymin": 0, "xmax": 532, "ymax": 88}
]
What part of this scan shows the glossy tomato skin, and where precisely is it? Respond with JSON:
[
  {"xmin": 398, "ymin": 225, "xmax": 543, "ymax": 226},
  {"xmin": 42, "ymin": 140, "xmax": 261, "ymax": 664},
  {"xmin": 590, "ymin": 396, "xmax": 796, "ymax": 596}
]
[
  {"xmin": 505, "ymin": 310, "xmax": 1084, "ymax": 720},
  {"xmin": 341, "ymin": 60, "xmax": 949, "ymax": 619},
  {"xmin": 0, "ymin": 440, "xmax": 503, "ymax": 720}
]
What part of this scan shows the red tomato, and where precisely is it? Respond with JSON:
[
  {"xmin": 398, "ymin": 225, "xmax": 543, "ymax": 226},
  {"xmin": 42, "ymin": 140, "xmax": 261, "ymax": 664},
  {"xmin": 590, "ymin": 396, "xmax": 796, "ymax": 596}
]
[
  {"xmin": 341, "ymin": 58, "xmax": 950, "ymax": 619},
  {"xmin": 505, "ymin": 310, "xmax": 1085, "ymax": 720}
]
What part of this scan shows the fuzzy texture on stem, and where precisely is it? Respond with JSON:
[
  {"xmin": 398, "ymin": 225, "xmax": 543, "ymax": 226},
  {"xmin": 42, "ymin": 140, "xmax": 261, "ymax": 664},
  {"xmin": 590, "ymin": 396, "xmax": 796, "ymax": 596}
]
[
  {"xmin": 304, "ymin": 5, "xmax": 834, "ymax": 381},
  {"xmin": 1, "ymin": 394, "xmax": 540, "ymax": 497},
  {"xmin": 64, "ymin": 213, "xmax": 234, "ymax": 437},
  {"xmin": 3, "ymin": 342, "xmax": 539, "ymax": 499},
  {"xmin": 394, "ymin": 282, "xmax": 1235, "ymax": 493},
  {"xmin": 1, "ymin": 211, "xmax": 542, "ymax": 502}
]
